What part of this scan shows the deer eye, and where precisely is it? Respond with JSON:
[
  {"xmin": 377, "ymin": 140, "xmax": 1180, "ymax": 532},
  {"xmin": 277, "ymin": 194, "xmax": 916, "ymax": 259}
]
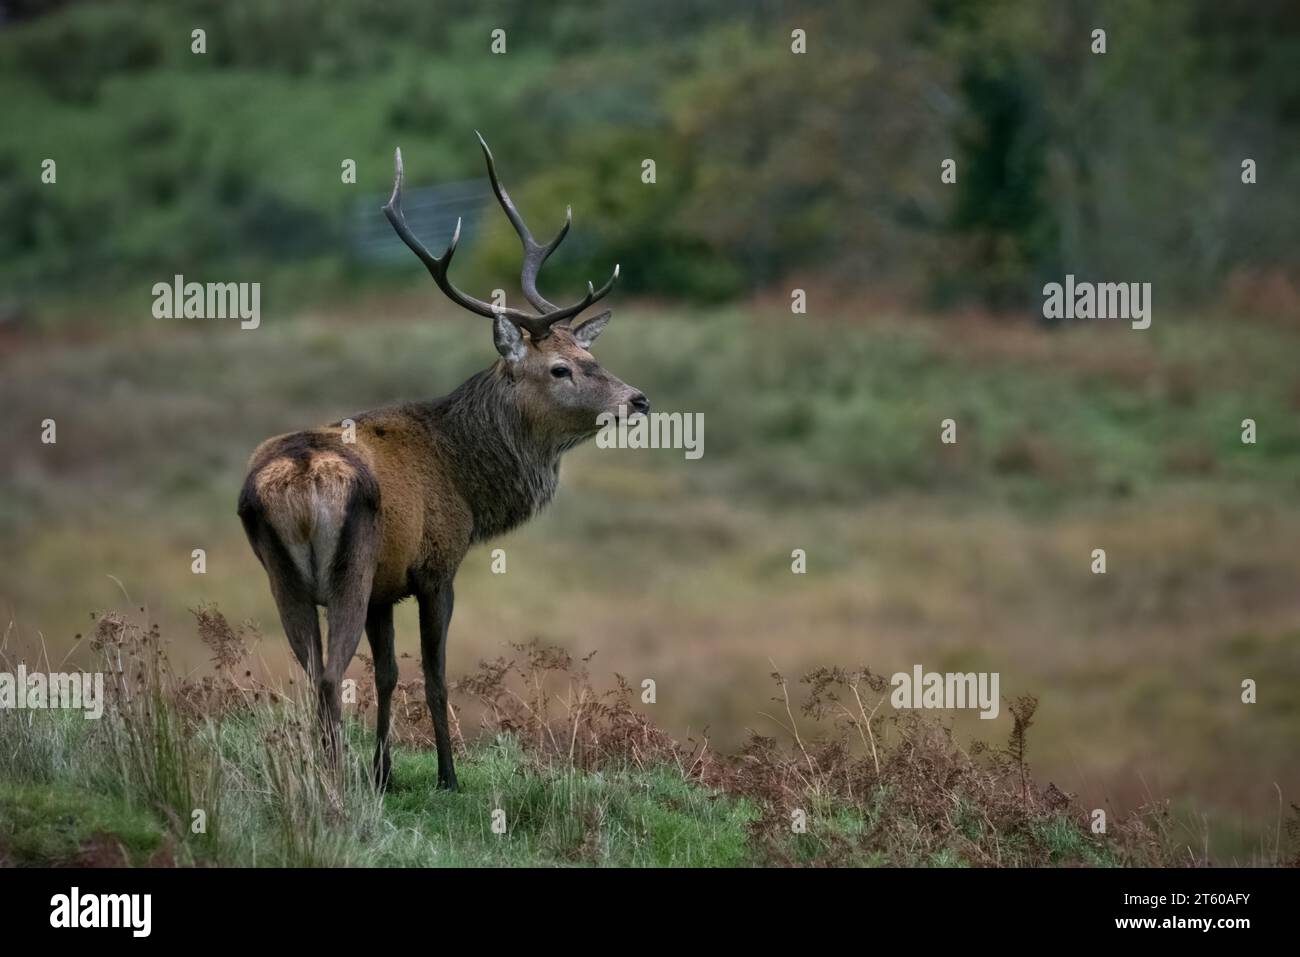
[{"xmin": 550, "ymin": 365, "xmax": 572, "ymax": 379}]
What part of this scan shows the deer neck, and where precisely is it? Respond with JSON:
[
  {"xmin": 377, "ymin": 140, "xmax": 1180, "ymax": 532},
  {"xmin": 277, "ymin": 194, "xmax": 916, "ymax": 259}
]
[{"xmin": 430, "ymin": 365, "xmax": 566, "ymax": 542}]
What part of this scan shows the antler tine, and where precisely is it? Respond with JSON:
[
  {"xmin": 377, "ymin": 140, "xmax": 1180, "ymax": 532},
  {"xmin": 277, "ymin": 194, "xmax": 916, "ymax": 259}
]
[
  {"xmin": 567, "ymin": 263, "xmax": 620, "ymax": 319},
  {"xmin": 382, "ymin": 147, "xmax": 540, "ymax": 329},
  {"xmin": 475, "ymin": 132, "xmax": 620, "ymax": 336},
  {"xmin": 476, "ymin": 131, "xmax": 569, "ymax": 314}
]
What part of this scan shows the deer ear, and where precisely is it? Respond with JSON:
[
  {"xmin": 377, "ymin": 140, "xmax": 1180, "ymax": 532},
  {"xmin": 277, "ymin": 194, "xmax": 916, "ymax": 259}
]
[
  {"xmin": 571, "ymin": 310, "xmax": 612, "ymax": 349},
  {"xmin": 493, "ymin": 313, "xmax": 527, "ymax": 363}
]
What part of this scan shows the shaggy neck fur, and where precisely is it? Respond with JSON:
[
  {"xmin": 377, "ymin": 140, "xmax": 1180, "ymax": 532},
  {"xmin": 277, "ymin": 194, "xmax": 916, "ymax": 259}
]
[{"xmin": 418, "ymin": 363, "xmax": 578, "ymax": 542}]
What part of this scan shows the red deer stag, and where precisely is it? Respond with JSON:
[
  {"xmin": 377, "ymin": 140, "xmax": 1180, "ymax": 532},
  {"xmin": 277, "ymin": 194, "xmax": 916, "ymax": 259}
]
[{"xmin": 238, "ymin": 134, "xmax": 648, "ymax": 790}]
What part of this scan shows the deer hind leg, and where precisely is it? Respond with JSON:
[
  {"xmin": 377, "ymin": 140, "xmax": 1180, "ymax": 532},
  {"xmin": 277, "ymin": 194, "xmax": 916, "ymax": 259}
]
[
  {"xmin": 318, "ymin": 490, "xmax": 380, "ymax": 764},
  {"xmin": 268, "ymin": 569, "xmax": 323, "ymax": 685},
  {"xmin": 239, "ymin": 507, "xmax": 324, "ymax": 683},
  {"xmin": 365, "ymin": 601, "xmax": 397, "ymax": 789}
]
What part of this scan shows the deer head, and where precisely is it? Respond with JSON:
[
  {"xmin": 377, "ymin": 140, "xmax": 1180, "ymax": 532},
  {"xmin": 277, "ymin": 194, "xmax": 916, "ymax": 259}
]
[{"xmin": 383, "ymin": 134, "xmax": 648, "ymax": 442}]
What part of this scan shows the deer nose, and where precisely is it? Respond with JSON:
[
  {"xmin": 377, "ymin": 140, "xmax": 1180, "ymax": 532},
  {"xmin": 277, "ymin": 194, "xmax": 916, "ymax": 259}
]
[{"xmin": 629, "ymin": 392, "xmax": 650, "ymax": 414}]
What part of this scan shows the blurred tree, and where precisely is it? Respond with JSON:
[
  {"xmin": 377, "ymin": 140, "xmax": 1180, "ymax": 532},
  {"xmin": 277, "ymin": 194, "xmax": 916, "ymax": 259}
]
[{"xmin": 0, "ymin": 0, "xmax": 1294, "ymax": 311}]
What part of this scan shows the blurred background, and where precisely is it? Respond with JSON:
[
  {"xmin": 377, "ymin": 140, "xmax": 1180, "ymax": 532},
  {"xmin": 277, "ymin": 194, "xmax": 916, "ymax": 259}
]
[{"xmin": 1, "ymin": 0, "xmax": 1298, "ymax": 860}]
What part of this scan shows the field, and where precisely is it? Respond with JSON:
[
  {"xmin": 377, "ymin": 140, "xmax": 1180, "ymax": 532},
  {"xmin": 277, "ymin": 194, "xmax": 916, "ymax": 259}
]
[{"xmin": 3, "ymin": 296, "xmax": 1299, "ymax": 864}]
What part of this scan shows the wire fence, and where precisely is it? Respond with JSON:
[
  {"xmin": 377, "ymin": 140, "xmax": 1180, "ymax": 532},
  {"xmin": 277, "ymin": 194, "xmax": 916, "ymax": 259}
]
[{"xmin": 350, "ymin": 178, "xmax": 493, "ymax": 264}]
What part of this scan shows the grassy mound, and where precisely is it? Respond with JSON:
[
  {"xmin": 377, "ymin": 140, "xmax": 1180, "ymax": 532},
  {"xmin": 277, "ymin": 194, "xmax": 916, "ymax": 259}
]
[{"xmin": 0, "ymin": 606, "xmax": 1213, "ymax": 868}]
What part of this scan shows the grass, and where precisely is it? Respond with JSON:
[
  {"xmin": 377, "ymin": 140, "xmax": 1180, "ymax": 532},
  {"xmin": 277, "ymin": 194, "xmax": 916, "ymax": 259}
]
[
  {"xmin": 0, "ymin": 607, "xmax": 1214, "ymax": 868},
  {"xmin": 0, "ymin": 732, "xmax": 759, "ymax": 868},
  {"xmin": 0, "ymin": 783, "xmax": 166, "ymax": 867},
  {"xmin": 378, "ymin": 741, "xmax": 757, "ymax": 867},
  {"xmin": 0, "ymin": 728, "xmax": 1164, "ymax": 867},
  {"xmin": 0, "ymin": 736, "xmax": 762, "ymax": 868}
]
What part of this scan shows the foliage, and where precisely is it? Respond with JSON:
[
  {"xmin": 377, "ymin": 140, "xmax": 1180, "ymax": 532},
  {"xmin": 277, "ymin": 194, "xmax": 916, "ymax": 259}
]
[{"xmin": 1, "ymin": 0, "xmax": 1295, "ymax": 308}]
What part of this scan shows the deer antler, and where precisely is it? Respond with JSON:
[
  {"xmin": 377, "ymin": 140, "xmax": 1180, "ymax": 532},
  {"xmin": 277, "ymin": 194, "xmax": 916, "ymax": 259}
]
[{"xmin": 383, "ymin": 136, "xmax": 619, "ymax": 341}]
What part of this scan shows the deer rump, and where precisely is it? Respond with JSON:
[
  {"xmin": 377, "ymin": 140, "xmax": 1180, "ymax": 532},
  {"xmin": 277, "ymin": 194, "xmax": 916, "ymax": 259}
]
[{"xmin": 239, "ymin": 429, "xmax": 381, "ymax": 606}]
